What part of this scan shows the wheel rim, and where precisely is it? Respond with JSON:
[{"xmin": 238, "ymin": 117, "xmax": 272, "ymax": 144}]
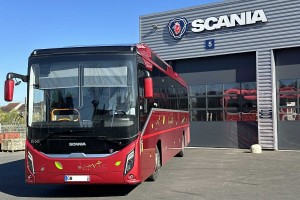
[{"xmin": 155, "ymin": 149, "xmax": 160, "ymax": 171}]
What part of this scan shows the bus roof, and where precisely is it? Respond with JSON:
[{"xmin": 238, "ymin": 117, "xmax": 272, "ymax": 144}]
[
  {"xmin": 30, "ymin": 44, "xmax": 138, "ymax": 56},
  {"xmin": 29, "ymin": 43, "xmax": 187, "ymax": 88}
]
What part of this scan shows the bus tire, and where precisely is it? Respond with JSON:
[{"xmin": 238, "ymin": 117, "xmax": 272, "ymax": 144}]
[
  {"xmin": 147, "ymin": 146, "xmax": 161, "ymax": 181},
  {"xmin": 176, "ymin": 135, "xmax": 185, "ymax": 157}
]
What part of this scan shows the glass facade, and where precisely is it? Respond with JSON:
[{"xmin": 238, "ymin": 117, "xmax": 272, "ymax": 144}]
[
  {"xmin": 189, "ymin": 82, "xmax": 257, "ymax": 121},
  {"xmin": 278, "ymin": 79, "xmax": 300, "ymax": 121}
]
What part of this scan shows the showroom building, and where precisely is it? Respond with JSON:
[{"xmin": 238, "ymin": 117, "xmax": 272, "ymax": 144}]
[{"xmin": 139, "ymin": 0, "xmax": 300, "ymax": 150}]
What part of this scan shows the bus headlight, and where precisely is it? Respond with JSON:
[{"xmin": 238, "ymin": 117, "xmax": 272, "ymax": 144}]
[
  {"xmin": 124, "ymin": 150, "xmax": 135, "ymax": 175},
  {"xmin": 27, "ymin": 151, "xmax": 35, "ymax": 174}
]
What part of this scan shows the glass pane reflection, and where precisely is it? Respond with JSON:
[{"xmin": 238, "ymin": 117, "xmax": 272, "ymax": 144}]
[
  {"xmin": 189, "ymin": 82, "xmax": 257, "ymax": 121},
  {"xmin": 279, "ymin": 79, "xmax": 297, "ymax": 92},
  {"xmin": 207, "ymin": 84, "xmax": 222, "ymax": 95},
  {"xmin": 207, "ymin": 97, "xmax": 222, "ymax": 108},
  {"xmin": 224, "ymin": 83, "xmax": 240, "ymax": 94},
  {"xmin": 190, "ymin": 97, "xmax": 206, "ymax": 108},
  {"xmin": 190, "ymin": 85, "xmax": 206, "ymax": 96},
  {"xmin": 191, "ymin": 110, "xmax": 206, "ymax": 121}
]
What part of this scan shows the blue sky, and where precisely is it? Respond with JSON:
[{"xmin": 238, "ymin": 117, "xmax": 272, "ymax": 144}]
[{"xmin": 0, "ymin": 0, "xmax": 219, "ymax": 106}]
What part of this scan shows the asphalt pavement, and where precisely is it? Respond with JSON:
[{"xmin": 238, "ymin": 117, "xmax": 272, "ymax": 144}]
[{"xmin": 0, "ymin": 148, "xmax": 299, "ymax": 200}]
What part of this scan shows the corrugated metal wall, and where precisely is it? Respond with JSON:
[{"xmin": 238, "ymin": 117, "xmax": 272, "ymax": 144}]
[
  {"xmin": 140, "ymin": 0, "xmax": 300, "ymax": 149},
  {"xmin": 140, "ymin": 0, "xmax": 300, "ymax": 61},
  {"xmin": 256, "ymin": 50, "xmax": 277, "ymax": 149}
]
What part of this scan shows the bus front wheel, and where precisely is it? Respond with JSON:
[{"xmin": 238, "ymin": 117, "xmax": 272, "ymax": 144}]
[{"xmin": 147, "ymin": 146, "xmax": 161, "ymax": 181}]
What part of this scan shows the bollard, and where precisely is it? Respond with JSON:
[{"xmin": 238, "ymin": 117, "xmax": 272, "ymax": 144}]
[{"xmin": 250, "ymin": 144, "xmax": 262, "ymax": 154}]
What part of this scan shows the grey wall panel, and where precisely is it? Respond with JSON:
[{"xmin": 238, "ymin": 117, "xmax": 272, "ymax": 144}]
[
  {"xmin": 174, "ymin": 52, "xmax": 256, "ymax": 83},
  {"xmin": 190, "ymin": 121, "xmax": 258, "ymax": 148},
  {"xmin": 275, "ymin": 47, "xmax": 300, "ymax": 66},
  {"xmin": 180, "ymin": 52, "xmax": 257, "ymax": 149},
  {"xmin": 257, "ymin": 50, "xmax": 275, "ymax": 149},
  {"xmin": 275, "ymin": 47, "xmax": 300, "ymax": 150},
  {"xmin": 277, "ymin": 64, "xmax": 300, "ymax": 80},
  {"xmin": 180, "ymin": 70, "xmax": 236, "ymax": 85},
  {"xmin": 278, "ymin": 122, "xmax": 300, "ymax": 150},
  {"xmin": 140, "ymin": 0, "xmax": 300, "ymax": 61}
]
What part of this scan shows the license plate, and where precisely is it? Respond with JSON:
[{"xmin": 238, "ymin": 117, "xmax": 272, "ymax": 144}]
[{"xmin": 64, "ymin": 175, "xmax": 90, "ymax": 182}]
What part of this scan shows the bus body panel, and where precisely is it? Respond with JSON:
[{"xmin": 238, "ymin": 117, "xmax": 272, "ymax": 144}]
[
  {"xmin": 25, "ymin": 139, "xmax": 143, "ymax": 184},
  {"xmin": 140, "ymin": 109, "xmax": 190, "ymax": 181}
]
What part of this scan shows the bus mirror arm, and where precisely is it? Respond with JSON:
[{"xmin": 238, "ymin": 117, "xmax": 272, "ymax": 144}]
[
  {"xmin": 4, "ymin": 72, "xmax": 28, "ymax": 102},
  {"xmin": 6, "ymin": 72, "xmax": 28, "ymax": 83}
]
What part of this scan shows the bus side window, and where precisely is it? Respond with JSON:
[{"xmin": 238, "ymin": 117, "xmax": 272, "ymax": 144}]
[{"xmin": 138, "ymin": 69, "xmax": 150, "ymax": 130}]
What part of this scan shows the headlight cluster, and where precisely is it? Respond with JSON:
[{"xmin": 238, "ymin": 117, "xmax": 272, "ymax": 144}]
[
  {"xmin": 124, "ymin": 150, "xmax": 135, "ymax": 175},
  {"xmin": 27, "ymin": 151, "xmax": 35, "ymax": 174}
]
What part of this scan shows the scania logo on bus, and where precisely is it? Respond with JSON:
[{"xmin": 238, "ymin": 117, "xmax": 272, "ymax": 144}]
[
  {"xmin": 168, "ymin": 17, "xmax": 188, "ymax": 40},
  {"xmin": 69, "ymin": 142, "xmax": 86, "ymax": 147}
]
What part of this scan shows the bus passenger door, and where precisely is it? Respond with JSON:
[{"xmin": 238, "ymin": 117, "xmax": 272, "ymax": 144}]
[{"xmin": 138, "ymin": 71, "xmax": 156, "ymax": 181}]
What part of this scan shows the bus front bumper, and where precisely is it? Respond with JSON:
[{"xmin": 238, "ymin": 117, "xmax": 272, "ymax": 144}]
[{"xmin": 26, "ymin": 171, "xmax": 142, "ymax": 185}]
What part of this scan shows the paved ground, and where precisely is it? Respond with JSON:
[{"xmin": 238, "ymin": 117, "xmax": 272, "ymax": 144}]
[{"xmin": 0, "ymin": 148, "xmax": 299, "ymax": 200}]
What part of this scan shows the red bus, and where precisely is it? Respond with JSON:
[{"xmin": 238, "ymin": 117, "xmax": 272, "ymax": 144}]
[{"xmin": 4, "ymin": 44, "xmax": 190, "ymax": 184}]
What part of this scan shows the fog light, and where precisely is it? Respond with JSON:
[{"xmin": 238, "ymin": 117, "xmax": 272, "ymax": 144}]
[
  {"xmin": 27, "ymin": 175, "xmax": 33, "ymax": 180},
  {"xmin": 128, "ymin": 174, "xmax": 135, "ymax": 180}
]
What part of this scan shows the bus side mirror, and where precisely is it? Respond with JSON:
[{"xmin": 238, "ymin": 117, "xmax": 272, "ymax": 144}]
[
  {"xmin": 144, "ymin": 77, "xmax": 153, "ymax": 98},
  {"xmin": 4, "ymin": 79, "xmax": 15, "ymax": 102}
]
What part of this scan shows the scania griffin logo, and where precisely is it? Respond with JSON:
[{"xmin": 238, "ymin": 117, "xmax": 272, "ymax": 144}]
[{"xmin": 168, "ymin": 17, "xmax": 188, "ymax": 40}]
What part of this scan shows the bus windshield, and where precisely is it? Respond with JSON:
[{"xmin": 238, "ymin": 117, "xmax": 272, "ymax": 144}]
[{"xmin": 27, "ymin": 53, "xmax": 138, "ymax": 154}]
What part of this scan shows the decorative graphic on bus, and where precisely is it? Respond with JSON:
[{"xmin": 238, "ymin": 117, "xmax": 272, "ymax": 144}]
[
  {"xmin": 168, "ymin": 17, "xmax": 188, "ymax": 40},
  {"xmin": 82, "ymin": 161, "xmax": 103, "ymax": 171},
  {"xmin": 55, "ymin": 161, "xmax": 63, "ymax": 170}
]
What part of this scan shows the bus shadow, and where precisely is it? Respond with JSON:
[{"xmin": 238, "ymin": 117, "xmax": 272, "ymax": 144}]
[{"xmin": 0, "ymin": 159, "xmax": 137, "ymax": 198}]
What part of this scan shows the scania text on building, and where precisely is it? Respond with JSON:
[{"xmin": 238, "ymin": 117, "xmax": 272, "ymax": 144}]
[{"xmin": 191, "ymin": 9, "xmax": 267, "ymax": 33}]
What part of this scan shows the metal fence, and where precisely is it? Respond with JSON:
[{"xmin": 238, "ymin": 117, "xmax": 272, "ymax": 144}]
[{"xmin": 0, "ymin": 124, "xmax": 27, "ymax": 138}]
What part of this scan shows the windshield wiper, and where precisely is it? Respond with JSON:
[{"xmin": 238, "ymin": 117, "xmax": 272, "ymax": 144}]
[{"xmin": 95, "ymin": 136, "xmax": 124, "ymax": 146}]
